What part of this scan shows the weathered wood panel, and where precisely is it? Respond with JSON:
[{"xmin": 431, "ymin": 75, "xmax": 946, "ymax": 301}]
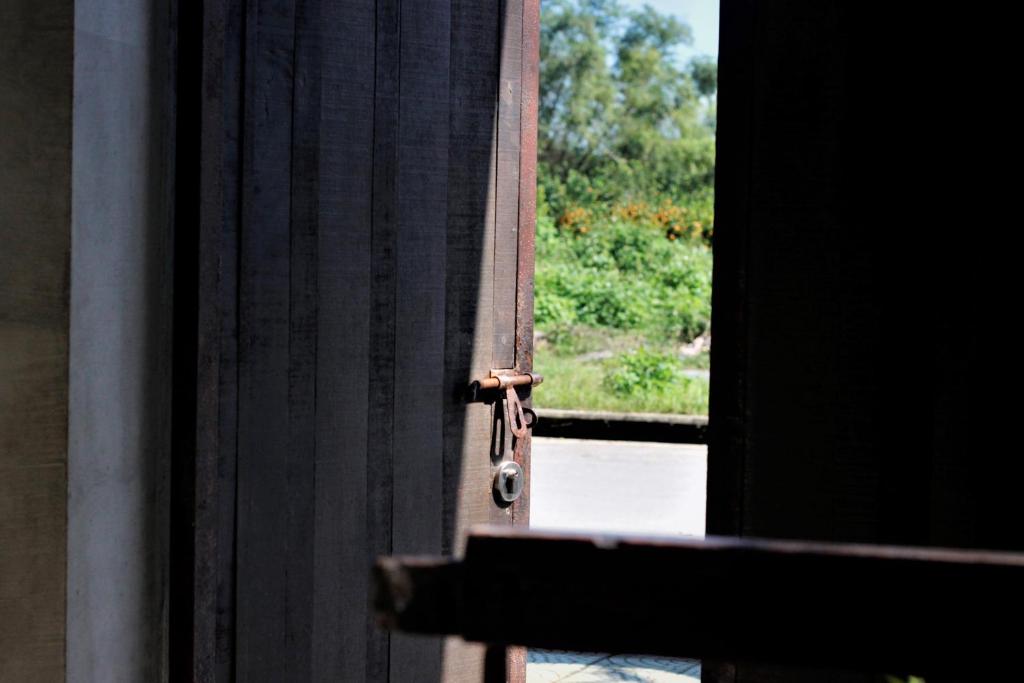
[
  {"xmin": 378, "ymin": 528, "xmax": 1024, "ymax": 679},
  {"xmin": 234, "ymin": 0, "xmax": 299, "ymax": 678},
  {"xmin": 174, "ymin": 0, "xmax": 247, "ymax": 679},
  {"xmin": 174, "ymin": 0, "xmax": 539, "ymax": 680},
  {"xmin": 492, "ymin": 0, "xmax": 524, "ymax": 369},
  {"xmin": 366, "ymin": 0, "xmax": 401, "ymax": 678},
  {"xmin": 390, "ymin": 0, "xmax": 452, "ymax": 679},
  {"xmin": 443, "ymin": 0, "xmax": 508, "ymax": 677},
  {"xmin": 284, "ymin": 0, "xmax": 321, "ymax": 677},
  {"xmin": 315, "ymin": 0, "xmax": 376, "ymax": 678}
]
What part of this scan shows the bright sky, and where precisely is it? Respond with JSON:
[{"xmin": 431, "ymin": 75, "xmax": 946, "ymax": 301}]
[{"xmin": 620, "ymin": 0, "xmax": 719, "ymax": 62}]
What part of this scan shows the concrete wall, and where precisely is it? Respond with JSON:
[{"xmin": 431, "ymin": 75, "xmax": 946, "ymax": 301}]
[
  {"xmin": 0, "ymin": 1, "xmax": 75, "ymax": 679},
  {"xmin": 0, "ymin": 0, "xmax": 173, "ymax": 679},
  {"xmin": 68, "ymin": 0, "xmax": 173, "ymax": 680}
]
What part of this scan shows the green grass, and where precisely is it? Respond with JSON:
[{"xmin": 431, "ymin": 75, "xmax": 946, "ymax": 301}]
[{"xmin": 532, "ymin": 330, "xmax": 709, "ymax": 415}]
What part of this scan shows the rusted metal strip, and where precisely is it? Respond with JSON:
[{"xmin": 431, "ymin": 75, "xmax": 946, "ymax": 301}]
[
  {"xmin": 376, "ymin": 527, "xmax": 1024, "ymax": 679},
  {"xmin": 504, "ymin": 385, "xmax": 528, "ymax": 440},
  {"xmin": 470, "ymin": 372, "xmax": 542, "ymax": 392}
]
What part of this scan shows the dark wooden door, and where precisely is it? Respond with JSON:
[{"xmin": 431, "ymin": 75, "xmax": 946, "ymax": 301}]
[
  {"xmin": 706, "ymin": 1, "xmax": 1021, "ymax": 681},
  {"xmin": 171, "ymin": 0, "xmax": 539, "ymax": 680}
]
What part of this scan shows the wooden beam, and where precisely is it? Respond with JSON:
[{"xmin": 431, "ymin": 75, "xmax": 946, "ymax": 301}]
[
  {"xmin": 531, "ymin": 408, "xmax": 707, "ymax": 444},
  {"xmin": 376, "ymin": 527, "xmax": 1024, "ymax": 678}
]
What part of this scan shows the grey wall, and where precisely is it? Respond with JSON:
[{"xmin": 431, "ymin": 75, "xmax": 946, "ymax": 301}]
[
  {"xmin": 68, "ymin": 0, "xmax": 173, "ymax": 680},
  {"xmin": 0, "ymin": 1, "xmax": 75, "ymax": 679},
  {"xmin": 0, "ymin": 0, "xmax": 173, "ymax": 679}
]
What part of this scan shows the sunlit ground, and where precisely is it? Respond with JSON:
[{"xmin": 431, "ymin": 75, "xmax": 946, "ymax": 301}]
[{"xmin": 525, "ymin": 437, "xmax": 706, "ymax": 682}]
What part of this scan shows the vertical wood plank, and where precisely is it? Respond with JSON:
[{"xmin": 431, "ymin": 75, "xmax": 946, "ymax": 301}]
[
  {"xmin": 492, "ymin": 0, "xmax": 524, "ymax": 369},
  {"xmin": 184, "ymin": 0, "xmax": 246, "ymax": 679},
  {"xmin": 511, "ymin": 0, "xmax": 539, "ymax": 531},
  {"xmin": 314, "ymin": 0, "xmax": 376, "ymax": 679},
  {"xmin": 366, "ymin": 0, "xmax": 401, "ymax": 678},
  {"xmin": 390, "ymin": 0, "xmax": 452, "ymax": 678},
  {"xmin": 235, "ymin": 0, "xmax": 296, "ymax": 677},
  {"xmin": 283, "ymin": 0, "xmax": 321, "ymax": 676},
  {"xmin": 443, "ymin": 0, "xmax": 505, "ymax": 678},
  {"xmin": 213, "ymin": 1, "xmax": 245, "ymax": 678},
  {"xmin": 506, "ymin": 1, "xmax": 539, "ymax": 678},
  {"xmin": 189, "ymin": 0, "xmax": 228, "ymax": 677},
  {"xmin": 445, "ymin": 0, "xmax": 505, "ymax": 553}
]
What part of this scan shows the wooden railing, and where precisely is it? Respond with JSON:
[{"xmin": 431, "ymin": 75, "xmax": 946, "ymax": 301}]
[{"xmin": 376, "ymin": 527, "xmax": 1024, "ymax": 680}]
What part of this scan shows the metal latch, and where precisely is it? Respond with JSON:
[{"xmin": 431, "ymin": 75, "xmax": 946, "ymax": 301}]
[
  {"xmin": 473, "ymin": 372, "xmax": 541, "ymax": 439},
  {"xmin": 470, "ymin": 371, "xmax": 542, "ymax": 504}
]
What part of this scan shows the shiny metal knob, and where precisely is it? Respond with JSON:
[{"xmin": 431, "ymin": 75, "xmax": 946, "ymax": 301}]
[{"xmin": 493, "ymin": 461, "xmax": 524, "ymax": 503}]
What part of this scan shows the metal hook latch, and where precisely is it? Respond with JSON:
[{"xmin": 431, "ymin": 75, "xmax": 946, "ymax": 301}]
[
  {"xmin": 470, "ymin": 371, "xmax": 542, "ymax": 504},
  {"xmin": 471, "ymin": 371, "xmax": 542, "ymax": 440}
]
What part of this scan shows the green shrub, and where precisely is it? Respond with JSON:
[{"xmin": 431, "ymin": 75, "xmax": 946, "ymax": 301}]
[
  {"xmin": 534, "ymin": 210, "xmax": 712, "ymax": 344},
  {"xmin": 603, "ymin": 348, "xmax": 682, "ymax": 397}
]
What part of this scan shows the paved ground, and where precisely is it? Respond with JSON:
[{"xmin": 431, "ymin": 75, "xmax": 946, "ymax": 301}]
[
  {"xmin": 526, "ymin": 437, "xmax": 707, "ymax": 681},
  {"xmin": 527, "ymin": 651, "xmax": 700, "ymax": 682},
  {"xmin": 529, "ymin": 437, "xmax": 707, "ymax": 537}
]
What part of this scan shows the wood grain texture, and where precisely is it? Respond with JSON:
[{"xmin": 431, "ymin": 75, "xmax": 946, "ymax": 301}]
[
  {"xmin": 507, "ymin": 3, "xmax": 538, "ymax": 678},
  {"xmin": 511, "ymin": 0, "xmax": 539, "ymax": 533},
  {"xmin": 235, "ymin": 0, "xmax": 297, "ymax": 677},
  {"xmin": 212, "ymin": 2, "xmax": 245, "ymax": 678},
  {"xmin": 366, "ymin": 0, "xmax": 401, "ymax": 678},
  {"xmin": 283, "ymin": 0, "xmax": 321, "ymax": 676},
  {"xmin": 315, "ymin": 0, "xmax": 376, "ymax": 679},
  {"xmin": 390, "ymin": 0, "xmax": 452, "ymax": 679},
  {"xmin": 491, "ymin": 0, "xmax": 524, "ymax": 370},
  {"xmin": 179, "ymin": 0, "xmax": 247, "ymax": 679},
  {"xmin": 380, "ymin": 529, "xmax": 1024, "ymax": 679},
  {"xmin": 445, "ymin": 0, "xmax": 506, "ymax": 552},
  {"xmin": 176, "ymin": 0, "xmax": 533, "ymax": 679},
  {"xmin": 188, "ymin": 0, "xmax": 227, "ymax": 676},
  {"xmin": 442, "ymin": 0, "xmax": 508, "ymax": 677}
]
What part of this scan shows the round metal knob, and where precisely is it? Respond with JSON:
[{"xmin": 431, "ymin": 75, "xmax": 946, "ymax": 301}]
[{"xmin": 493, "ymin": 461, "xmax": 524, "ymax": 503}]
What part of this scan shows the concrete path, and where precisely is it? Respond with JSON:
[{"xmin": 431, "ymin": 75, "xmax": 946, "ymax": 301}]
[
  {"xmin": 529, "ymin": 437, "xmax": 707, "ymax": 537},
  {"xmin": 526, "ymin": 437, "xmax": 707, "ymax": 681},
  {"xmin": 527, "ymin": 651, "xmax": 700, "ymax": 682}
]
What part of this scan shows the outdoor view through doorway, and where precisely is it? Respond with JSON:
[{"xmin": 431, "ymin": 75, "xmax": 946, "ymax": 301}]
[{"xmin": 527, "ymin": 1, "xmax": 717, "ymax": 679}]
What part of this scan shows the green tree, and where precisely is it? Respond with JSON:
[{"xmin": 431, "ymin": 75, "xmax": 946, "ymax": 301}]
[{"xmin": 539, "ymin": 0, "xmax": 716, "ymax": 213}]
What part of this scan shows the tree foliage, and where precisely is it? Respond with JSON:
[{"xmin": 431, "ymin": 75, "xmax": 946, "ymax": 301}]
[{"xmin": 539, "ymin": 0, "xmax": 716, "ymax": 215}]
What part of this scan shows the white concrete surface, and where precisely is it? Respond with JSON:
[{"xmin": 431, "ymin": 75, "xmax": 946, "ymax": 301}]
[
  {"xmin": 526, "ymin": 437, "xmax": 707, "ymax": 681},
  {"xmin": 527, "ymin": 651, "xmax": 700, "ymax": 682},
  {"xmin": 529, "ymin": 437, "xmax": 707, "ymax": 537}
]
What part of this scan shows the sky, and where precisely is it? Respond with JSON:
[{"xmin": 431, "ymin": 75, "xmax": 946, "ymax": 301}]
[{"xmin": 620, "ymin": 0, "xmax": 719, "ymax": 62}]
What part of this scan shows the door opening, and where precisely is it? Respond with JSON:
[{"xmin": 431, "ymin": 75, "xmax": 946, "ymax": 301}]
[{"xmin": 527, "ymin": 1, "xmax": 718, "ymax": 679}]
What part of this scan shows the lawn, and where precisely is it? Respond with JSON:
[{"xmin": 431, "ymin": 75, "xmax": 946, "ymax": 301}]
[{"xmin": 531, "ymin": 327, "xmax": 710, "ymax": 416}]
